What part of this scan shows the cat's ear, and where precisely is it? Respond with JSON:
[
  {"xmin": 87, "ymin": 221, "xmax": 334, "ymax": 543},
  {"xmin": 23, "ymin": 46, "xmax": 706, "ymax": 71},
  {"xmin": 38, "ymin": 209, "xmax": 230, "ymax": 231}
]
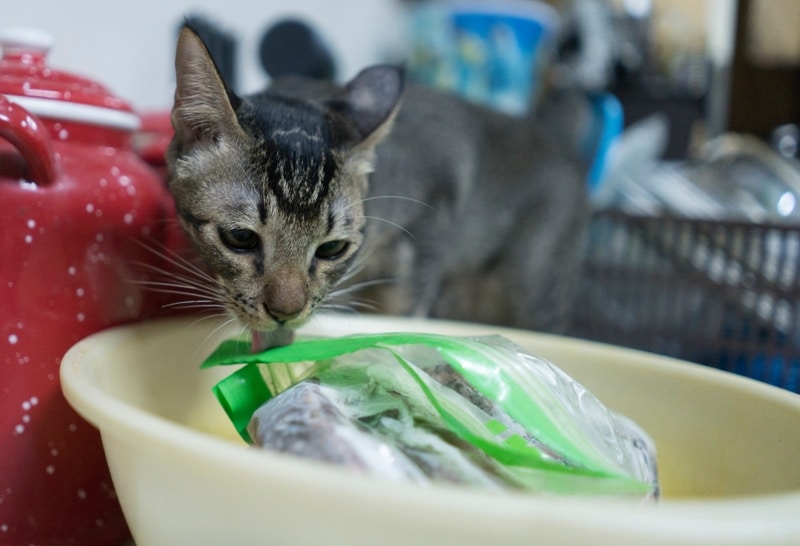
[
  {"xmin": 171, "ymin": 25, "xmax": 242, "ymax": 149},
  {"xmin": 327, "ymin": 65, "xmax": 405, "ymax": 152}
]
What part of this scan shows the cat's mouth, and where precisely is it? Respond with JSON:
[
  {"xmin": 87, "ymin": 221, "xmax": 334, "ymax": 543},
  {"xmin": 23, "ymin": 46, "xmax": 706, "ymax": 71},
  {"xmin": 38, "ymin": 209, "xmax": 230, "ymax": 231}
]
[{"xmin": 251, "ymin": 327, "xmax": 295, "ymax": 352}]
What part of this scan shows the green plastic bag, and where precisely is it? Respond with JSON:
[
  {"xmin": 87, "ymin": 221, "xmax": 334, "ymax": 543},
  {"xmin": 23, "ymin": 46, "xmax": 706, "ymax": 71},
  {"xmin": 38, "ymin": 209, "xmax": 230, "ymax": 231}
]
[{"xmin": 202, "ymin": 332, "xmax": 658, "ymax": 498}]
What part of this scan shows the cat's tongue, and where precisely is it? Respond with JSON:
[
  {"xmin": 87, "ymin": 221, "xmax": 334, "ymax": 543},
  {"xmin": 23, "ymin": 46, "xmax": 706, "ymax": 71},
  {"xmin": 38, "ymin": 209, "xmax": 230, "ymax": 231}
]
[{"xmin": 252, "ymin": 328, "xmax": 295, "ymax": 353}]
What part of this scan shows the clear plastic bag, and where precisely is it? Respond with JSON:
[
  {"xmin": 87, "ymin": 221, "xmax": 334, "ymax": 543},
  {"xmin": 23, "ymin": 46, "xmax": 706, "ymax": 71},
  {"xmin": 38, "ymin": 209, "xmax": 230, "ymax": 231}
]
[{"xmin": 203, "ymin": 332, "xmax": 658, "ymax": 499}]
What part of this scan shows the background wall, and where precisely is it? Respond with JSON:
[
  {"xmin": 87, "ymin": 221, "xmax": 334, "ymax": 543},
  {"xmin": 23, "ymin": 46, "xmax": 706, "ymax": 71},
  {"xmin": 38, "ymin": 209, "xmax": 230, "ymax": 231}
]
[{"xmin": 2, "ymin": 0, "xmax": 407, "ymax": 112}]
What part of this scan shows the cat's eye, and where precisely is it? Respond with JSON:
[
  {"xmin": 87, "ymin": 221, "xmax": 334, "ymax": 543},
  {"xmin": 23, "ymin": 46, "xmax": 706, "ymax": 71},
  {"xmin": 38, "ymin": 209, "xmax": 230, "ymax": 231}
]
[
  {"xmin": 219, "ymin": 227, "xmax": 259, "ymax": 252},
  {"xmin": 315, "ymin": 240, "xmax": 349, "ymax": 260}
]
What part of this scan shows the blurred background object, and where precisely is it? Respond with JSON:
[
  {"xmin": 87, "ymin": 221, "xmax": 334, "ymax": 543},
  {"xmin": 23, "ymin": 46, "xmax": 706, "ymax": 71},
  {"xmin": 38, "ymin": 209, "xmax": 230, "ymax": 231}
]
[
  {"xmin": 2, "ymin": 0, "xmax": 408, "ymax": 111},
  {"xmin": 259, "ymin": 18, "xmax": 337, "ymax": 80},
  {"xmin": 406, "ymin": 0, "xmax": 560, "ymax": 116},
  {"xmin": 571, "ymin": 204, "xmax": 800, "ymax": 393},
  {"xmin": 3, "ymin": 0, "xmax": 797, "ymax": 141},
  {"xmin": 566, "ymin": 1, "xmax": 800, "ymax": 394},
  {"xmin": 4, "ymin": 0, "xmax": 800, "ymax": 389}
]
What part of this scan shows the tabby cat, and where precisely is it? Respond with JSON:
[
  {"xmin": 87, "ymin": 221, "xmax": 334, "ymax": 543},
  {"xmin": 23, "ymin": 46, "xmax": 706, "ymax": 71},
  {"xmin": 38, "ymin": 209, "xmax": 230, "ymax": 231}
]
[{"xmin": 166, "ymin": 26, "xmax": 587, "ymax": 349}]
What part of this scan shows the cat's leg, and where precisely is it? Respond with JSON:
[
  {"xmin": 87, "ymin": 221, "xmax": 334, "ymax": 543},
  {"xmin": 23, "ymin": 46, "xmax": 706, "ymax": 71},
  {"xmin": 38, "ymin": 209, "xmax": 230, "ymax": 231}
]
[{"xmin": 497, "ymin": 203, "xmax": 587, "ymax": 332}]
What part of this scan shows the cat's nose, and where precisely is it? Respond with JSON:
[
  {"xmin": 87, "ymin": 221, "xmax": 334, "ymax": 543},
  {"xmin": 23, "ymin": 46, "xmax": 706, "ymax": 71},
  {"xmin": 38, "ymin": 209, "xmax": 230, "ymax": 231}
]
[
  {"xmin": 263, "ymin": 273, "xmax": 308, "ymax": 323},
  {"xmin": 264, "ymin": 296, "xmax": 305, "ymax": 323}
]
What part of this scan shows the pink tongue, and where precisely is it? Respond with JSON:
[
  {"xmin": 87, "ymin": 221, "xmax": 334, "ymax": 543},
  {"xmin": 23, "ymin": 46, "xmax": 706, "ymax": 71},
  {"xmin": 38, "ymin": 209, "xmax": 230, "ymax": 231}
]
[{"xmin": 251, "ymin": 328, "xmax": 295, "ymax": 352}]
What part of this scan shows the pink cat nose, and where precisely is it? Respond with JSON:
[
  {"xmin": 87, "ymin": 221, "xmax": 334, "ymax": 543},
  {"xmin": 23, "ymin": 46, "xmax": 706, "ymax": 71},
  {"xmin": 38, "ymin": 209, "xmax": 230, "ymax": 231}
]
[{"xmin": 263, "ymin": 272, "xmax": 308, "ymax": 323}]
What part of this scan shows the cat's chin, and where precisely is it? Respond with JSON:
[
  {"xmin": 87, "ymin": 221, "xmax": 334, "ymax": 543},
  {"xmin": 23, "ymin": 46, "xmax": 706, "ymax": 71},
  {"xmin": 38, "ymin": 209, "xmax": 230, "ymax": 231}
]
[{"xmin": 251, "ymin": 327, "xmax": 296, "ymax": 352}]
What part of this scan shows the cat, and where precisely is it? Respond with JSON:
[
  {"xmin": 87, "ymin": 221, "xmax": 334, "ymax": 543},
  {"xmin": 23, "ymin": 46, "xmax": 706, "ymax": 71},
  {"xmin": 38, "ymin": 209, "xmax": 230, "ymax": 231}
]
[{"xmin": 166, "ymin": 25, "xmax": 588, "ymax": 350}]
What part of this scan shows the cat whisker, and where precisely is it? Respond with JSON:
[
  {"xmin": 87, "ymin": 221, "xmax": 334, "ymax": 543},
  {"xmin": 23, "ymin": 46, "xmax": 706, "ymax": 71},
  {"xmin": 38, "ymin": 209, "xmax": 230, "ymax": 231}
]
[
  {"xmin": 133, "ymin": 267, "xmax": 217, "ymax": 292},
  {"xmin": 130, "ymin": 278, "xmax": 226, "ymax": 308},
  {"xmin": 131, "ymin": 278, "xmax": 222, "ymax": 299},
  {"xmin": 342, "ymin": 299, "xmax": 379, "ymax": 311},
  {"xmin": 362, "ymin": 194, "xmax": 437, "ymax": 212},
  {"xmin": 131, "ymin": 275, "xmax": 210, "ymax": 291},
  {"xmin": 338, "ymin": 246, "xmax": 378, "ymax": 283},
  {"xmin": 161, "ymin": 300, "xmax": 227, "ymax": 311},
  {"xmin": 233, "ymin": 156, "xmax": 258, "ymax": 190},
  {"xmin": 198, "ymin": 315, "xmax": 241, "ymax": 352},
  {"xmin": 329, "ymin": 277, "xmax": 395, "ymax": 298},
  {"xmin": 130, "ymin": 241, "xmax": 226, "ymax": 305},
  {"xmin": 183, "ymin": 311, "xmax": 231, "ymax": 328},
  {"xmin": 325, "ymin": 278, "xmax": 388, "ymax": 316},
  {"xmin": 364, "ymin": 216, "xmax": 415, "ymax": 240},
  {"xmin": 319, "ymin": 303, "xmax": 363, "ymax": 315},
  {"xmin": 134, "ymin": 239, "xmax": 217, "ymax": 286},
  {"xmin": 140, "ymin": 289, "xmax": 219, "ymax": 303},
  {"xmin": 319, "ymin": 293, "xmax": 382, "ymax": 313}
]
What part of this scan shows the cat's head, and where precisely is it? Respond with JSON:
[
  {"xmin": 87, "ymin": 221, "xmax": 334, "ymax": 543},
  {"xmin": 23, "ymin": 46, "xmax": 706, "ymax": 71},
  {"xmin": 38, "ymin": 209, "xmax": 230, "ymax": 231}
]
[{"xmin": 166, "ymin": 26, "xmax": 404, "ymax": 336}]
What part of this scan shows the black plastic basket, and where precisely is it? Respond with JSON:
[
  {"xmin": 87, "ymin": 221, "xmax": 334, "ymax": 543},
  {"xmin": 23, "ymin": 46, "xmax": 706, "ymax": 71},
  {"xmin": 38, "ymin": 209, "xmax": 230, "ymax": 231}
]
[{"xmin": 570, "ymin": 209, "xmax": 800, "ymax": 392}]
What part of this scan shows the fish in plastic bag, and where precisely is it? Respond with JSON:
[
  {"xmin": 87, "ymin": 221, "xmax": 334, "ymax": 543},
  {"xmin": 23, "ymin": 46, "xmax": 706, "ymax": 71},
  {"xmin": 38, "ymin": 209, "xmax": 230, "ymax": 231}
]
[{"xmin": 203, "ymin": 332, "xmax": 659, "ymax": 499}]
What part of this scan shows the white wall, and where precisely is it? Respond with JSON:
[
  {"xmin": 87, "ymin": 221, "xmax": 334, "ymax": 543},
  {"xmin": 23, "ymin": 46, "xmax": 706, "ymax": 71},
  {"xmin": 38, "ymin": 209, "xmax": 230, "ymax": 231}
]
[{"xmin": 3, "ymin": 0, "xmax": 407, "ymax": 112}]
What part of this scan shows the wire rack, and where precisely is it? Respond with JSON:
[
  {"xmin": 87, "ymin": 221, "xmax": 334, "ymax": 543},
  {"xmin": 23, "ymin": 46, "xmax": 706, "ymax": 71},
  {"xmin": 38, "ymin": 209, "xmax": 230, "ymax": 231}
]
[{"xmin": 569, "ymin": 209, "xmax": 800, "ymax": 392}]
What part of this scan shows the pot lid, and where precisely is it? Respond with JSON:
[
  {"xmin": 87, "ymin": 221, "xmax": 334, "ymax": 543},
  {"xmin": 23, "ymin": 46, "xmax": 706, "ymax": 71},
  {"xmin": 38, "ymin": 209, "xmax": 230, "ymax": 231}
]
[{"xmin": 0, "ymin": 27, "xmax": 139, "ymax": 131}]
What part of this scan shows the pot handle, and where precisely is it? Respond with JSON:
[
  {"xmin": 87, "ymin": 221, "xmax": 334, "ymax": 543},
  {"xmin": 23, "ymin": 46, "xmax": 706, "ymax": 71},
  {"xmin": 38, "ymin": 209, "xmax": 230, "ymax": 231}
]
[{"xmin": 0, "ymin": 94, "xmax": 57, "ymax": 185}]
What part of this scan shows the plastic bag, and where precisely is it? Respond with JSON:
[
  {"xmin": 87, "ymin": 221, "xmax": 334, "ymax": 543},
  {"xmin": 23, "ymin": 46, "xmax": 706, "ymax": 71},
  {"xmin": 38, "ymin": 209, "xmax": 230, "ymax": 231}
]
[{"xmin": 202, "ymin": 332, "xmax": 658, "ymax": 499}]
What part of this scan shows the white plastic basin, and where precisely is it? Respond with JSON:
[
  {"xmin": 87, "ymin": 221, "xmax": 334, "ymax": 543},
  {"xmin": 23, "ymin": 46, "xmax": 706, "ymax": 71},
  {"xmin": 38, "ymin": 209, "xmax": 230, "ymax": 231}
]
[{"xmin": 61, "ymin": 315, "xmax": 800, "ymax": 545}]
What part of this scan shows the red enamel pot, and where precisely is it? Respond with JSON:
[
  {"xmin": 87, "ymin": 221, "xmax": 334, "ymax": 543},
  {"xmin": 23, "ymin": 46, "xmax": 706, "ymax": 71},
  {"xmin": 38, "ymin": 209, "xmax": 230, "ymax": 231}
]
[{"xmin": 0, "ymin": 28, "xmax": 184, "ymax": 545}]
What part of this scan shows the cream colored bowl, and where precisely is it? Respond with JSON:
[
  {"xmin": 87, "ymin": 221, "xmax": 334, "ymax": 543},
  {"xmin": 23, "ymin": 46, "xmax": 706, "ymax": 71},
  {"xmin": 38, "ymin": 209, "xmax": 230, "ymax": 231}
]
[{"xmin": 61, "ymin": 315, "xmax": 800, "ymax": 546}]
